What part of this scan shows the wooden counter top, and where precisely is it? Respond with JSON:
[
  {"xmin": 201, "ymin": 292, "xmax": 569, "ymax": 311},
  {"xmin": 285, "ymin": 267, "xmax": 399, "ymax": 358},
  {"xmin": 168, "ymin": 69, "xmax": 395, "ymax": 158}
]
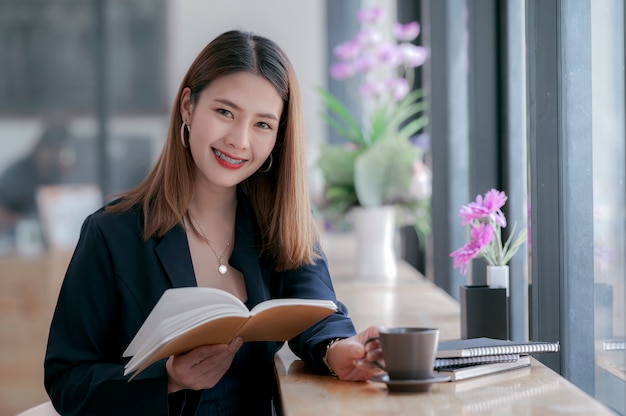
[
  {"xmin": 274, "ymin": 232, "xmax": 615, "ymax": 415},
  {"xmin": 0, "ymin": 251, "xmax": 73, "ymax": 415},
  {"xmin": 2, "ymin": 234, "xmax": 615, "ymax": 415}
]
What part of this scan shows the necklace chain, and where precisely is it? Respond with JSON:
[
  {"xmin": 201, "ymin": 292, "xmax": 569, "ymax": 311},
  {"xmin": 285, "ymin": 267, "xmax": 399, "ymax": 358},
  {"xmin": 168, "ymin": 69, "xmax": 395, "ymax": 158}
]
[{"xmin": 187, "ymin": 211, "xmax": 233, "ymax": 275}]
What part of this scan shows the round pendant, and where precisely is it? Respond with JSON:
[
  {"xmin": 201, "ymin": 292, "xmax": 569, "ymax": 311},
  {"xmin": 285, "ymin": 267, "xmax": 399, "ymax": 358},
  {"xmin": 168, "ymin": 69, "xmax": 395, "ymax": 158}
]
[{"xmin": 218, "ymin": 264, "xmax": 228, "ymax": 275}]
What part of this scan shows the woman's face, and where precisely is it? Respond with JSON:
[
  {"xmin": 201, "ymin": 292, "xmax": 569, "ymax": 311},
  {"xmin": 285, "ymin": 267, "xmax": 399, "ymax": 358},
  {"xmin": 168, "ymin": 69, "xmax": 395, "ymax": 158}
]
[{"xmin": 180, "ymin": 71, "xmax": 283, "ymax": 191}]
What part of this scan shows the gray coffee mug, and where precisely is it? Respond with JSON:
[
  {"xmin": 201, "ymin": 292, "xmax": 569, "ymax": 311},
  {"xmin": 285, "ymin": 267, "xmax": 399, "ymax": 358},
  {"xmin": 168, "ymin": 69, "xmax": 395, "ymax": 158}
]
[{"xmin": 366, "ymin": 327, "xmax": 439, "ymax": 380}]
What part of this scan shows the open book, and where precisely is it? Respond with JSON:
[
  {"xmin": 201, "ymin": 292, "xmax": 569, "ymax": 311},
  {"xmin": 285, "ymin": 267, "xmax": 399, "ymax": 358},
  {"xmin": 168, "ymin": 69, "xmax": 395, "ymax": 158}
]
[{"xmin": 123, "ymin": 287, "xmax": 337, "ymax": 377}]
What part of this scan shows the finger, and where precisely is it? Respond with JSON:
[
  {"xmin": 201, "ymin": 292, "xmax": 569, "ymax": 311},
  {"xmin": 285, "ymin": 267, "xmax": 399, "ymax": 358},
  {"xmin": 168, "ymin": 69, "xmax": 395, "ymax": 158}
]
[
  {"xmin": 194, "ymin": 349, "xmax": 205, "ymax": 366},
  {"xmin": 187, "ymin": 344, "xmax": 229, "ymax": 366},
  {"xmin": 364, "ymin": 338, "xmax": 381, "ymax": 353},
  {"xmin": 363, "ymin": 336, "xmax": 380, "ymax": 347},
  {"xmin": 355, "ymin": 346, "xmax": 385, "ymax": 368},
  {"xmin": 353, "ymin": 359, "xmax": 386, "ymax": 374},
  {"xmin": 362, "ymin": 325, "xmax": 382, "ymax": 339},
  {"xmin": 349, "ymin": 342, "xmax": 366, "ymax": 359},
  {"xmin": 228, "ymin": 337, "xmax": 243, "ymax": 353},
  {"xmin": 193, "ymin": 347, "xmax": 239, "ymax": 384},
  {"xmin": 365, "ymin": 347, "xmax": 384, "ymax": 362}
]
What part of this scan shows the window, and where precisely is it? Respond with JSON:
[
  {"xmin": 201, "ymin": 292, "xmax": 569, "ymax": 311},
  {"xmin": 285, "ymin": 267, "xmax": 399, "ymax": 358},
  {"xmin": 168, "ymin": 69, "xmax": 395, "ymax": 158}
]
[
  {"xmin": 590, "ymin": 1, "xmax": 625, "ymax": 412},
  {"xmin": 421, "ymin": 0, "xmax": 625, "ymax": 412},
  {"xmin": 525, "ymin": 0, "xmax": 624, "ymax": 412},
  {"xmin": 0, "ymin": 0, "xmax": 166, "ymax": 114}
]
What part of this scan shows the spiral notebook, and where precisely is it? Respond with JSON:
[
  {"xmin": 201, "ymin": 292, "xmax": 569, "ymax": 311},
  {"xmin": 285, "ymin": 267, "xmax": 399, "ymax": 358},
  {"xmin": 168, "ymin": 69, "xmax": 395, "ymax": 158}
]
[
  {"xmin": 435, "ymin": 355, "xmax": 532, "ymax": 381},
  {"xmin": 434, "ymin": 353, "xmax": 521, "ymax": 368},
  {"xmin": 437, "ymin": 337, "xmax": 560, "ymax": 358}
]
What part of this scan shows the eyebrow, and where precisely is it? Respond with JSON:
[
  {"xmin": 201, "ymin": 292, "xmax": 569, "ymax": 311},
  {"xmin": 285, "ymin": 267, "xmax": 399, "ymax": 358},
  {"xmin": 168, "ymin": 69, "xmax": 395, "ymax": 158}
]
[{"xmin": 214, "ymin": 98, "xmax": 279, "ymax": 121}]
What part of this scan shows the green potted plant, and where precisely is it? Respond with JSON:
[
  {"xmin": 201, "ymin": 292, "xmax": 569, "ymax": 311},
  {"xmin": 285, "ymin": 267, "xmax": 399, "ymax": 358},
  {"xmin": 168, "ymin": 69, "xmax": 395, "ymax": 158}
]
[
  {"xmin": 316, "ymin": 6, "xmax": 431, "ymax": 279},
  {"xmin": 317, "ymin": 6, "xmax": 431, "ymax": 242}
]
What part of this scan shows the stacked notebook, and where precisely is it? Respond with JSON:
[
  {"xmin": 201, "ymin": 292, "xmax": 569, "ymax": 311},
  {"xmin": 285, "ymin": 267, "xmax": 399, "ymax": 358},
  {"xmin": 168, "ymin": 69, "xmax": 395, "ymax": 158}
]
[{"xmin": 434, "ymin": 337, "xmax": 560, "ymax": 381}]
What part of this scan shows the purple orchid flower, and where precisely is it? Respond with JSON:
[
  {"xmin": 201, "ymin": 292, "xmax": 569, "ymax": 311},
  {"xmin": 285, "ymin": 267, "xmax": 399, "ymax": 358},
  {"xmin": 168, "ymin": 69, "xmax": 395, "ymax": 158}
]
[
  {"xmin": 399, "ymin": 44, "xmax": 429, "ymax": 67},
  {"xmin": 393, "ymin": 22, "xmax": 421, "ymax": 42},
  {"xmin": 357, "ymin": 6, "xmax": 385, "ymax": 24},
  {"xmin": 360, "ymin": 81, "xmax": 383, "ymax": 99},
  {"xmin": 386, "ymin": 77, "xmax": 410, "ymax": 101},
  {"xmin": 333, "ymin": 40, "xmax": 361, "ymax": 61},
  {"xmin": 353, "ymin": 54, "xmax": 379, "ymax": 73},
  {"xmin": 330, "ymin": 62, "xmax": 355, "ymax": 80},
  {"xmin": 376, "ymin": 43, "xmax": 403, "ymax": 67},
  {"xmin": 355, "ymin": 28, "xmax": 383, "ymax": 48}
]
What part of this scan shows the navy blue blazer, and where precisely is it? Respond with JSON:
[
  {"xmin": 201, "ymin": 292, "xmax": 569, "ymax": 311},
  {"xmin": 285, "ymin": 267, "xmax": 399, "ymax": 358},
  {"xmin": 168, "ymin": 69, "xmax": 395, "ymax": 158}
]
[{"xmin": 44, "ymin": 192, "xmax": 356, "ymax": 415}]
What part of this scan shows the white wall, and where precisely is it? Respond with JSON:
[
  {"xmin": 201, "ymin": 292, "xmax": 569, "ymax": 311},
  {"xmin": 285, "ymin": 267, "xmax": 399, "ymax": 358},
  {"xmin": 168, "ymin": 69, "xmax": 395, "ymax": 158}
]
[{"xmin": 165, "ymin": 0, "xmax": 328, "ymax": 178}]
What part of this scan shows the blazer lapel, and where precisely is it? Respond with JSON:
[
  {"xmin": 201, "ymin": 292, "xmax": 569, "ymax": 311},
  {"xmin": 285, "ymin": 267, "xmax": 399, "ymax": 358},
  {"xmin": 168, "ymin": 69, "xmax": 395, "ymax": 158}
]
[{"xmin": 155, "ymin": 223, "xmax": 197, "ymax": 288}]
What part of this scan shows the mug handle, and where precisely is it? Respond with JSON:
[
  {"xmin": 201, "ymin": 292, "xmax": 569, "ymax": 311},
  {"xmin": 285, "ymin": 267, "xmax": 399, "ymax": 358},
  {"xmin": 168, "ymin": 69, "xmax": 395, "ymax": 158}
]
[{"xmin": 364, "ymin": 336, "xmax": 386, "ymax": 371}]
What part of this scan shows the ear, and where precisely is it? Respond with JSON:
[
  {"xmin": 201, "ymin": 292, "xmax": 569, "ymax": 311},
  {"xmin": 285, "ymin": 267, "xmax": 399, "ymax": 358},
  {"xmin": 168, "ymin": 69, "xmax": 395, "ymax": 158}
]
[{"xmin": 180, "ymin": 87, "xmax": 192, "ymax": 124}]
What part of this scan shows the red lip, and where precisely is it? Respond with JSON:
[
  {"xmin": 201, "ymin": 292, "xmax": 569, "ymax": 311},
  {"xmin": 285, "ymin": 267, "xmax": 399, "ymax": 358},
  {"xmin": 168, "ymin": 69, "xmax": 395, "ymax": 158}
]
[{"xmin": 213, "ymin": 149, "xmax": 247, "ymax": 170}]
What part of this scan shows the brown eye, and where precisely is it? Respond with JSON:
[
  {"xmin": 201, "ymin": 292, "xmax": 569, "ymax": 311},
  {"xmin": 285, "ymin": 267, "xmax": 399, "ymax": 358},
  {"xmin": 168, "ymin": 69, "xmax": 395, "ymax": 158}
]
[{"xmin": 217, "ymin": 108, "xmax": 233, "ymax": 118}]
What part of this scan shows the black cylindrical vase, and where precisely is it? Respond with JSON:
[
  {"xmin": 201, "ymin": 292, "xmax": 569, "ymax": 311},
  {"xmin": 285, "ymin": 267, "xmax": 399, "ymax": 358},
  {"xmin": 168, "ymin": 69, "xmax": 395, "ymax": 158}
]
[{"xmin": 460, "ymin": 285, "xmax": 509, "ymax": 340}]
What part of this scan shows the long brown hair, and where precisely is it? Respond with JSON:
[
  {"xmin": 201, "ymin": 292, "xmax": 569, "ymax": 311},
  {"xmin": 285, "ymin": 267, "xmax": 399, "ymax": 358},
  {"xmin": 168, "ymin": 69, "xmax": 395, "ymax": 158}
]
[{"xmin": 108, "ymin": 30, "xmax": 319, "ymax": 271}]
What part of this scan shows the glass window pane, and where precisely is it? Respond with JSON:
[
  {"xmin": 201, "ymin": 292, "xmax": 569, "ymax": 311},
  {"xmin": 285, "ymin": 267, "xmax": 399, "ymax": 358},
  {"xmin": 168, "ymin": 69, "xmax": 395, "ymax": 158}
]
[{"xmin": 591, "ymin": 0, "xmax": 625, "ymax": 413}]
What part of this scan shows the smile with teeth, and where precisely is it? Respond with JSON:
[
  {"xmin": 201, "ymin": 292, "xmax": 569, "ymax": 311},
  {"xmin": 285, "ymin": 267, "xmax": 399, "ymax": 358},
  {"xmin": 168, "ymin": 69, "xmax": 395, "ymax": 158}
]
[{"xmin": 214, "ymin": 149, "xmax": 245, "ymax": 165}]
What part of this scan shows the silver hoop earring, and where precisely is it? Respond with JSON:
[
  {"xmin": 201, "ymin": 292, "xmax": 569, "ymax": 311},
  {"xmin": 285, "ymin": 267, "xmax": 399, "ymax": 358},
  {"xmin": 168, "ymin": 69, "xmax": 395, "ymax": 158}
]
[
  {"xmin": 259, "ymin": 153, "xmax": 273, "ymax": 173},
  {"xmin": 180, "ymin": 123, "xmax": 189, "ymax": 148}
]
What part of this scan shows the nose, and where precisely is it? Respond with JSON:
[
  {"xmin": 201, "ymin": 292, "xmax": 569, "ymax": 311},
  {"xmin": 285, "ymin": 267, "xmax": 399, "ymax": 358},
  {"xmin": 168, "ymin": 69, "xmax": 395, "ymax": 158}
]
[{"xmin": 224, "ymin": 121, "xmax": 250, "ymax": 150}]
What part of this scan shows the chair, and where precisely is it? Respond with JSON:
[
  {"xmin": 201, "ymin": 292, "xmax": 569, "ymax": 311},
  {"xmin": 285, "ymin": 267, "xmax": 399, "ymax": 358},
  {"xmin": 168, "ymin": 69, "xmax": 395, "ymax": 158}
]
[{"xmin": 15, "ymin": 401, "xmax": 59, "ymax": 416}]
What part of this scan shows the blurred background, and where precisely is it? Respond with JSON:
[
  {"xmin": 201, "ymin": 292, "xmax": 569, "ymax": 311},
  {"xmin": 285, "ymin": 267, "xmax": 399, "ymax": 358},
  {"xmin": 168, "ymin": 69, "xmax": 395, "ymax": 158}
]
[{"xmin": 0, "ymin": 0, "xmax": 624, "ymax": 415}]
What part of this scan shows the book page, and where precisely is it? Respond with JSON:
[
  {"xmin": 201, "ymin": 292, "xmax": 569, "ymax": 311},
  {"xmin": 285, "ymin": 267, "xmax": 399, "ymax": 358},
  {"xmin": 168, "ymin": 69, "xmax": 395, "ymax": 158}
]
[
  {"xmin": 124, "ymin": 287, "xmax": 246, "ymax": 356},
  {"xmin": 238, "ymin": 303, "xmax": 337, "ymax": 341},
  {"xmin": 127, "ymin": 305, "xmax": 247, "ymax": 366},
  {"xmin": 249, "ymin": 298, "xmax": 337, "ymax": 315},
  {"xmin": 126, "ymin": 316, "xmax": 248, "ymax": 376}
]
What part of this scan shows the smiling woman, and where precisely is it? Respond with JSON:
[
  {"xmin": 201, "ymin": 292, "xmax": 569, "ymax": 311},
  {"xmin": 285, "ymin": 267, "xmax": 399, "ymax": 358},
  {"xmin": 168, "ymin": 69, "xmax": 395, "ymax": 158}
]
[
  {"xmin": 42, "ymin": 30, "xmax": 387, "ymax": 416},
  {"xmin": 180, "ymin": 71, "xmax": 282, "ymax": 180}
]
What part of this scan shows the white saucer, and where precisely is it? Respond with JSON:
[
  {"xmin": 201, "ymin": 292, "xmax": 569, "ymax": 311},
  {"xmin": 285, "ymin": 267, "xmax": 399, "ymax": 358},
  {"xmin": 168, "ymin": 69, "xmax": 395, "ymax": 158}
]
[{"xmin": 370, "ymin": 373, "xmax": 451, "ymax": 393}]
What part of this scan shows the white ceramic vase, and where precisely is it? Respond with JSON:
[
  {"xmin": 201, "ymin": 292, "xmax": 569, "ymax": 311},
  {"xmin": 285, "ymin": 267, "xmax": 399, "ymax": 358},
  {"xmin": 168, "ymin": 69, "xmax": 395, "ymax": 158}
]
[
  {"xmin": 487, "ymin": 265, "xmax": 510, "ymax": 296},
  {"xmin": 353, "ymin": 205, "xmax": 397, "ymax": 281}
]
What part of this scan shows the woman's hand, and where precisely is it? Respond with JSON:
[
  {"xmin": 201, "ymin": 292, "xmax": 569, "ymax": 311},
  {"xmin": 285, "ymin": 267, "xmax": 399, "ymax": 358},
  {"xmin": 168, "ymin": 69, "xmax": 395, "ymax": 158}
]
[
  {"xmin": 166, "ymin": 337, "xmax": 243, "ymax": 392},
  {"xmin": 325, "ymin": 326, "xmax": 386, "ymax": 381}
]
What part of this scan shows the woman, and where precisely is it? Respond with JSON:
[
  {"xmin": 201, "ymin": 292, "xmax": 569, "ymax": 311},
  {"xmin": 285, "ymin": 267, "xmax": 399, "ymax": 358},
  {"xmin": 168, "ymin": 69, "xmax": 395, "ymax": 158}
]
[{"xmin": 44, "ymin": 30, "xmax": 383, "ymax": 415}]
